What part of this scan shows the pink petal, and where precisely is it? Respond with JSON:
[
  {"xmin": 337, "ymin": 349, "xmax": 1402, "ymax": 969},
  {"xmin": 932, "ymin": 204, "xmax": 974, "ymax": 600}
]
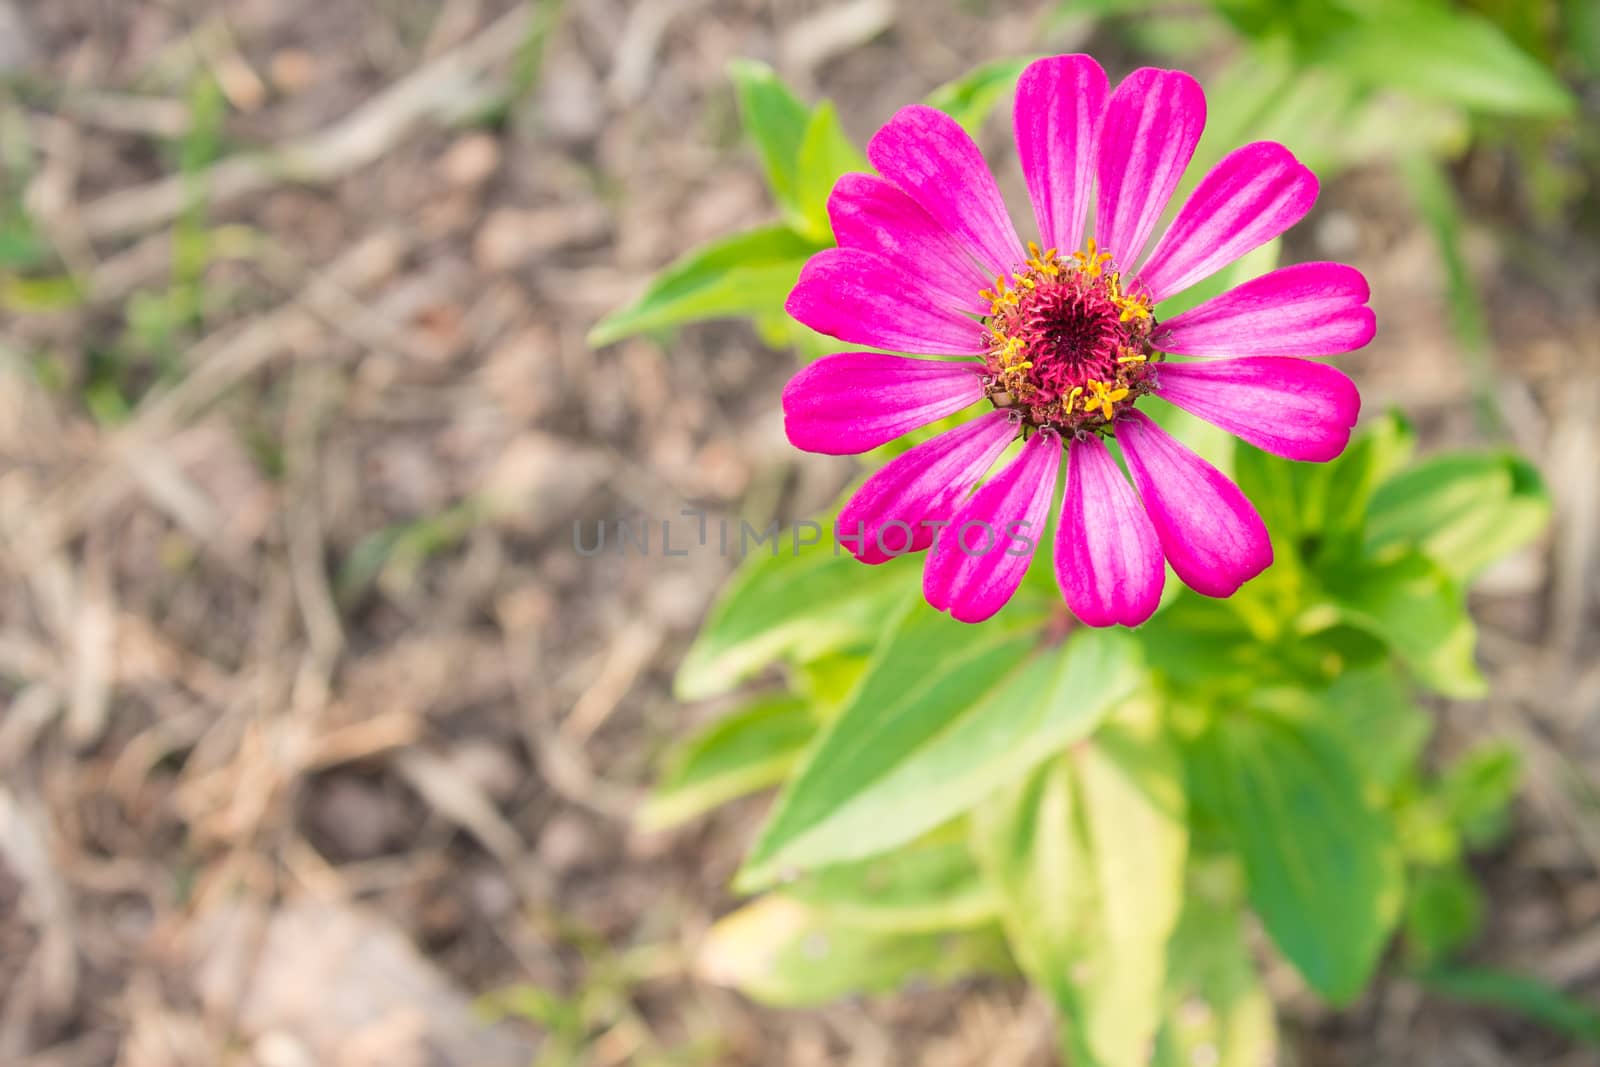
[
  {"xmin": 1154, "ymin": 357, "xmax": 1360, "ymax": 462},
  {"xmin": 1093, "ymin": 68, "xmax": 1206, "ymax": 274},
  {"xmin": 1116, "ymin": 411, "xmax": 1271, "ymax": 599},
  {"xmin": 838, "ymin": 411, "xmax": 1019, "ymax": 564},
  {"xmin": 828, "ymin": 173, "xmax": 992, "ymax": 314},
  {"xmin": 924, "ymin": 430, "xmax": 1061, "ymax": 624},
  {"xmin": 1133, "ymin": 142, "xmax": 1319, "ymax": 303},
  {"xmin": 1152, "ymin": 262, "xmax": 1376, "ymax": 357},
  {"xmin": 783, "ymin": 352, "xmax": 986, "ymax": 455},
  {"xmin": 867, "ymin": 105, "xmax": 1024, "ymax": 277},
  {"xmin": 786, "ymin": 248, "xmax": 988, "ymax": 356},
  {"xmin": 1054, "ymin": 434, "xmax": 1164, "ymax": 627},
  {"xmin": 1014, "ymin": 55, "xmax": 1109, "ymax": 258}
]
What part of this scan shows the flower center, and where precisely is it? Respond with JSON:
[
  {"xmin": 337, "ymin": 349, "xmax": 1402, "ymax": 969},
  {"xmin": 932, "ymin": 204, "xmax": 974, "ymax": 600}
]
[{"xmin": 980, "ymin": 239, "xmax": 1158, "ymax": 434}]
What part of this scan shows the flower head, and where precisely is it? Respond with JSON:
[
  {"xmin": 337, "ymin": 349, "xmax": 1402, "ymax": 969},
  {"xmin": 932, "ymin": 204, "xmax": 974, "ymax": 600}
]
[{"xmin": 782, "ymin": 55, "xmax": 1375, "ymax": 627}]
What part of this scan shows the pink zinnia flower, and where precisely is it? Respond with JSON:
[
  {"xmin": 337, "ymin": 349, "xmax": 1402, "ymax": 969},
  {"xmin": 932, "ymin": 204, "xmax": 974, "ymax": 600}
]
[{"xmin": 781, "ymin": 55, "xmax": 1373, "ymax": 627}]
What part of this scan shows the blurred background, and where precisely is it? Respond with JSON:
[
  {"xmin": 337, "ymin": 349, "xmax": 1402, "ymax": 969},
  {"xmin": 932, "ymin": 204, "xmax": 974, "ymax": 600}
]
[{"xmin": 0, "ymin": 0, "xmax": 1596, "ymax": 1065}]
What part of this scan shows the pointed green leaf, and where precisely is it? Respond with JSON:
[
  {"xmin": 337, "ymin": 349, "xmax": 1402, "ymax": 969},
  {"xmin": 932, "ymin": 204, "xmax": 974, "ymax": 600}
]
[
  {"xmin": 674, "ymin": 534, "xmax": 918, "ymax": 702},
  {"xmin": 1190, "ymin": 705, "xmax": 1404, "ymax": 1003},
  {"xmin": 1367, "ymin": 451, "xmax": 1550, "ymax": 581},
  {"xmin": 1156, "ymin": 880, "xmax": 1278, "ymax": 1067},
  {"xmin": 695, "ymin": 895, "xmax": 1012, "ymax": 1006},
  {"xmin": 587, "ymin": 224, "xmax": 819, "ymax": 346},
  {"xmin": 792, "ymin": 101, "xmax": 866, "ymax": 241},
  {"xmin": 1421, "ymin": 967, "xmax": 1600, "ymax": 1045},
  {"xmin": 924, "ymin": 57, "xmax": 1028, "ymax": 135},
  {"xmin": 728, "ymin": 59, "xmax": 813, "ymax": 215},
  {"xmin": 738, "ymin": 607, "xmax": 1142, "ymax": 889},
  {"xmin": 778, "ymin": 833, "xmax": 998, "ymax": 933},
  {"xmin": 973, "ymin": 703, "xmax": 1187, "ymax": 1067},
  {"xmin": 640, "ymin": 693, "xmax": 817, "ymax": 830},
  {"xmin": 1321, "ymin": 7, "xmax": 1575, "ymax": 117},
  {"xmin": 1405, "ymin": 861, "xmax": 1485, "ymax": 966},
  {"xmin": 1333, "ymin": 550, "xmax": 1485, "ymax": 698}
]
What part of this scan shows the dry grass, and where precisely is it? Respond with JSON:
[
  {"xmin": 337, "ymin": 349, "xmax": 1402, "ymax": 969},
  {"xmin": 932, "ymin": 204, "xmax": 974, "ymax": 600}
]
[{"xmin": 0, "ymin": 1, "xmax": 1597, "ymax": 1065}]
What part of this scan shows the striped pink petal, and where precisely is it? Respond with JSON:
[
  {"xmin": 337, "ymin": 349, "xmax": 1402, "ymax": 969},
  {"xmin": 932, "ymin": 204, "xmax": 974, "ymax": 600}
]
[
  {"xmin": 828, "ymin": 173, "xmax": 991, "ymax": 314},
  {"xmin": 867, "ymin": 105, "xmax": 1024, "ymax": 278},
  {"xmin": 1116, "ymin": 411, "xmax": 1271, "ymax": 598},
  {"xmin": 924, "ymin": 430, "xmax": 1060, "ymax": 623},
  {"xmin": 1055, "ymin": 434, "xmax": 1164, "ymax": 627},
  {"xmin": 1134, "ymin": 142, "xmax": 1318, "ymax": 303},
  {"xmin": 1154, "ymin": 357, "xmax": 1360, "ymax": 462},
  {"xmin": 783, "ymin": 352, "xmax": 985, "ymax": 455},
  {"xmin": 1014, "ymin": 54, "xmax": 1108, "ymax": 259},
  {"xmin": 785, "ymin": 248, "xmax": 988, "ymax": 356},
  {"xmin": 1094, "ymin": 68, "xmax": 1206, "ymax": 274},
  {"xmin": 1152, "ymin": 262, "xmax": 1375, "ymax": 357},
  {"xmin": 837, "ymin": 411, "xmax": 1019, "ymax": 565}
]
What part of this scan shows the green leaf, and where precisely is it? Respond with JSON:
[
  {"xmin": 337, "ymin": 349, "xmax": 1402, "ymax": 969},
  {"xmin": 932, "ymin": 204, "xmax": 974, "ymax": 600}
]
[
  {"xmin": 1156, "ymin": 879, "xmax": 1278, "ymax": 1067},
  {"xmin": 1232, "ymin": 412, "xmax": 1414, "ymax": 562},
  {"xmin": 1405, "ymin": 862, "xmax": 1484, "ymax": 966},
  {"xmin": 973, "ymin": 703, "xmax": 1187, "ymax": 1067},
  {"xmin": 737, "ymin": 607, "xmax": 1142, "ymax": 889},
  {"xmin": 791, "ymin": 101, "xmax": 866, "ymax": 241},
  {"xmin": 1320, "ymin": 6, "xmax": 1575, "ymax": 117},
  {"xmin": 674, "ymin": 529, "xmax": 917, "ymax": 702},
  {"xmin": 1421, "ymin": 967, "xmax": 1600, "ymax": 1045},
  {"xmin": 728, "ymin": 59, "xmax": 813, "ymax": 216},
  {"xmin": 1436, "ymin": 742, "xmax": 1521, "ymax": 850},
  {"xmin": 924, "ymin": 57, "xmax": 1029, "ymax": 135},
  {"xmin": 778, "ymin": 832, "xmax": 998, "ymax": 933},
  {"xmin": 1367, "ymin": 451, "xmax": 1550, "ymax": 581},
  {"xmin": 588, "ymin": 224, "xmax": 819, "ymax": 346},
  {"xmin": 695, "ymin": 895, "xmax": 1011, "ymax": 1006},
  {"xmin": 1190, "ymin": 704, "xmax": 1404, "ymax": 1003},
  {"xmin": 1332, "ymin": 550, "xmax": 1485, "ymax": 698},
  {"xmin": 640, "ymin": 693, "xmax": 817, "ymax": 830},
  {"xmin": 1318, "ymin": 666, "xmax": 1432, "ymax": 793}
]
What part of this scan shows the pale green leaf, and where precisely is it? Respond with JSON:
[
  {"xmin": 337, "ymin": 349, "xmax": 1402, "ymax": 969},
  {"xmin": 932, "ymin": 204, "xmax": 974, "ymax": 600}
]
[
  {"xmin": 1156, "ymin": 879, "xmax": 1278, "ymax": 1067},
  {"xmin": 792, "ymin": 101, "xmax": 866, "ymax": 241},
  {"xmin": 737, "ymin": 607, "xmax": 1141, "ymax": 889},
  {"xmin": 728, "ymin": 58, "xmax": 813, "ymax": 215},
  {"xmin": 1321, "ymin": 7, "xmax": 1575, "ymax": 118},
  {"xmin": 674, "ymin": 534, "xmax": 917, "ymax": 702},
  {"xmin": 640, "ymin": 693, "xmax": 816, "ymax": 830},
  {"xmin": 778, "ymin": 833, "xmax": 998, "ymax": 933},
  {"xmin": 973, "ymin": 702, "xmax": 1187, "ymax": 1067},
  {"xmin": 695, "ymin": 895, "xmax": 1011, "ymax": 1006},
  {"xmin": 924, "ymin": 57, "xmax": 1028, "ymax": 135},
  {"xmin": 588, "ymin": 224, "xmax": 819, "ymax": 346},
  {"xmin": 1367, "ymin": 451, "xmax": 1550, "ymax": 581},
  {"xmin": 1334, "ymin": 551, "xmax": 1485, "ymax": 698}
]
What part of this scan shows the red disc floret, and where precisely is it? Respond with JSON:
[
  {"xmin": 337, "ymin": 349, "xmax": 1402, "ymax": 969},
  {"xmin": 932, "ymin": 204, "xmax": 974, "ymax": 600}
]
[{"xmin": 982, "ymin": 242, "xmax": 1157, "ymax": 434}]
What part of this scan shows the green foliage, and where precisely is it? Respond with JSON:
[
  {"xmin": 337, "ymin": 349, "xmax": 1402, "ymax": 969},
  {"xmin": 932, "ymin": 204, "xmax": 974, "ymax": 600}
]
[
  {"xmin": 586, "ymin": 224, "xmax": 821, "ymax": 348},
  {"xmin": 973, "ymin": 704, "xmax": 1187, "ymax": 1066},
  {"xmin": 674, "ymin": 530, "xmax": 918, "ymax": 702},
  {"xmin": 595, "ymin": 39, "xmax": 1569, "ymax": 1067},
  {"xmin": 924, "ymin": 58, "xmax": 1030, "ymax": 134},
  {"xmin": 1187, "ymin": 698, "xmax": 1405, "ymax": 1003},
  {"xmin": 1421, "ymin": 967, "xmax": 1600, "ymax": 1045},
  {"xmin": 650, "ymin": 412, "xmax": 1550, "ymax": 1061},
  {"xmin": 737, "ymin": 604, "xmax": 1141, "ymax": 888},
  {"xmin": 695, "ymin": 895, "xmax": 1011, "ymax": 1006},
  {"xmin": 590, "ymin": 58, "xmax": 1019, "ymax": 351},
  {"xmin": 640, "ymin": 693, "xmax": 817, "ymax": 830},
  {"xmin": 1368, "ymin": 451, "xmax": 1550, "ymax": 581}
]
